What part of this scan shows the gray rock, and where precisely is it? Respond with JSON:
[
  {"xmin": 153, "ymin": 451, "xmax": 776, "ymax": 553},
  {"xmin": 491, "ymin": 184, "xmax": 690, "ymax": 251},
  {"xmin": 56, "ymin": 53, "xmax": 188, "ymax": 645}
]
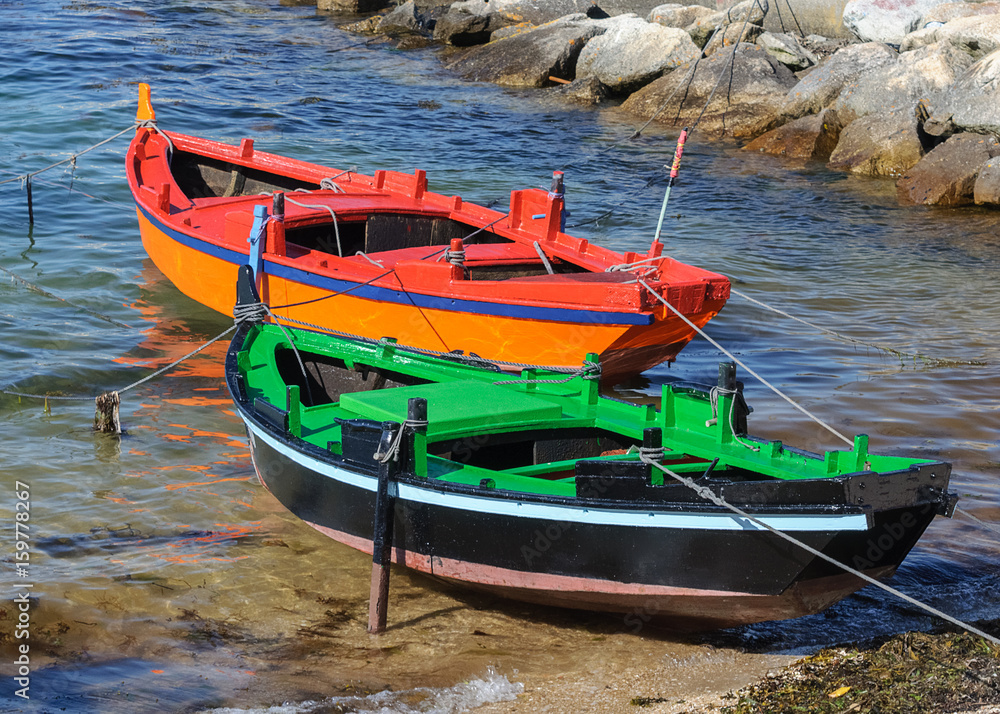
[
  {"xmin": 827, "ymin": 109, "xmax": 924, "ymax": 177},
  {"xmin": 318, "ymin": 0, "xmax": 392, "ymax": 12},
  {"xmin": 703, "ymin": 22, "xmax": 764, "ymax": 56},
  {"xmin": 489, "ymin": 0, "xmax": 600, "ymax": 25},
  {"xmin": 899, "ymin": 14, "xmax": 1000, "ymax": 57},
  {"xmin": 925, "ymin": 47, "xmax": 1000, "ymax": 135},
  {"xmin": 447, "ymin": 18, "xmax": 605, "ymax": 87},
  {"xmin": 434, "ymin": 1, "xmax": 506, "ymax": 45},
  {"xmin": 380, "ymin": 0, "xmax": 427, "ymax": 35},
  {"xmin": 780, "ymin": 42, "xmax": 898, "ymax": 120},
  {"xmin": 596, "ymin": 0, "xmax": 672, "ymax": 18},
  {"xmin": 620, "ymin": 43, "xmax": 797, "ymax": 139},
  {"xmin": 554, "ymin": 76, "xmax": 612, "ymax": 104},
  {"xmin": 743, "ymin": 108, "xmax": 843, "ymax": 159},
  {"xmin": 919, "ymin": 1, "xmax": 1000, "ymax": 28},
  {"xmin": 648, "ymin": 3, "xmax": 713, "ymax": 29},
  {"xmin": 897, "ymin": 132, "xmax": 1000, "ymax": 205},
  {"xmin": 434, "ymin": 12, "xmax": 494, "ymax": 45},
  {"xmin": 757, "ymin": 30, "xmax": 819, "ymax": 70},
  {"xmin": 576, "ymin": 15, "xmax": 700, "ymax": 93},
  {"xmin": 843, "ymin": 0, "xmax": 950, "ymax": 45},
  {"xmin": 800, "ymin": 34, "xmax": 853, "ymax": 62},
  {"xmin": 832, "ymin": 41, "xmax": 974, "ymax": 124},
  {"xmin": 340, "ymin": 15, "xmax": 384, "ymax": 34},
  {"xmin": 973, "ymin": 155, "xmax": 1000, "ymax": 204},
  {"xmin": 686, "ymin": 0, "xmax": 768, "ymax": 48},
  {"xmin": 489, "ymin": 22, "xmax": 535, "ymax": 40}
]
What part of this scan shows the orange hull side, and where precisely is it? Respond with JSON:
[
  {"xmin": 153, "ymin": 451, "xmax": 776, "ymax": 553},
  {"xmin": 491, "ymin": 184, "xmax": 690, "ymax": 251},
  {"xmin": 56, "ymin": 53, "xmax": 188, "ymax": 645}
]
[{"xmin": 137, "ymin": 211, "xmax": 719, "ymax": 377}]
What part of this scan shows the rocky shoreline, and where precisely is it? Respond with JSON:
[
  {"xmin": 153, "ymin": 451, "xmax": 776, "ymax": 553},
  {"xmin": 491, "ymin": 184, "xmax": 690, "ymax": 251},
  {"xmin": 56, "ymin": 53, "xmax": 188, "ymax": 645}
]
[{"xmin": 312, "ymin": 0, "xmax": 1000, "ymax": 209}]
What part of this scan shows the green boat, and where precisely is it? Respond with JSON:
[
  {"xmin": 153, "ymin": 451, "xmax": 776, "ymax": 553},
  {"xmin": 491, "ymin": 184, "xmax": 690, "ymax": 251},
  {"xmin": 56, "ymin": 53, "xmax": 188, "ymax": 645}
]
[{"xmin": 226, "ymin": 268, "xmax": 957, "ymax": 630}]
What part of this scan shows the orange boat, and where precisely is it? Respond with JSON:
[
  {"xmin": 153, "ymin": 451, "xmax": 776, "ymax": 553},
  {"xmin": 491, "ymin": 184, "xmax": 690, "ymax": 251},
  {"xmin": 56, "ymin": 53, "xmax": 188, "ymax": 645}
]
[{"xmin": 126, "ymin": 84, "xmax": 730, "ymax": 382}]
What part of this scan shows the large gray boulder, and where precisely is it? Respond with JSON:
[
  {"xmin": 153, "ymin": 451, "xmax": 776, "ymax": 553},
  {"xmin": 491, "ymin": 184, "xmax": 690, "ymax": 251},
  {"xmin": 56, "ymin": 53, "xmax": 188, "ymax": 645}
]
[
  {"xmin": 899, "ymin": 14, "xmax": 1000, "ymax": 57},
  {"xmin": 743, "ymin": 108, "xmax": 843, "ymax": 159},
  {"xmin": 434, "ymin": 0, "xmax": 506, "ymax": 45},
  {"xmin": 925, "ymin": 47, "xmax": 1000, "ymax": 135},
  {"xmin": 554, "ymin": 76, "xmax": 613, "ymax": 104},
  {"xmin": 919, "ymin": 1, "xmax": 1000, "ymax": 27},
  {"xmin": 843, "ymin": 0, "xmax": 950, "ymax": 45},
  {"xmin": 596, "ymin": 0, "xmax": 671, "ymax": 18},
  {"xmin": 686, "ymin": 0, "xmax": 768, "ymax": 48},
  {"xmin": 757, "ymin": 31, "xmax": 819, "ymax": 69},
  {"xmin": 703, "ymin": 22, "xmax": 764, "ymax": 56},
  {"xmin": 973, "ymin": 155, "xmax": 1000, "ymax": 205},
  {"xmin": 318, "ymin": 0, "xmax": 392, "ymax": 12},
  {"xmin": 780, "ymin": 42, "xmax": 898, "ymax": 120},
  {"xmin": 827, "ymin": 109, "xmax": 924, "ymax": 176},
  {"xmin": 897, "ymin": 132, "xmax": 1000, "ymax": 205},
  {"xmin": 648, "ymin": 3, "xmax": 713, "ymax": 29},
  {"xmin": 620, "ymin": 43, "xmax": 797, "ymax": 139},
  {"xmin": 380, "ymin": 0, "xmax": 428, "ymax": 35},
  {"xmin": 576, "ymin": 15, "xmax": 700, "ymax": 93},
  {"xmin": 447, "ymin": 17, "xmax": 605, "ymax": 87},
  {"xmin": 489, "ymin": 0, "xmax": 599, "ymax": 25},
  {"xmin": 832, "ymin": 41, "xmax": 974, "ymax": 123}
]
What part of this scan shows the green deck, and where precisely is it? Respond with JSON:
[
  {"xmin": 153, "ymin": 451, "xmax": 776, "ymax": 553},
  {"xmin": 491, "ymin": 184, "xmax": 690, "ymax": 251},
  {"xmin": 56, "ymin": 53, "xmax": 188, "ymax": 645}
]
[
  {"xmin": 235, "ymin": 324, "xmax": 935, "ymax": 498},
  {"xmin": 340, "ymin": 381, "xmax": 563, "ymax": 435}
]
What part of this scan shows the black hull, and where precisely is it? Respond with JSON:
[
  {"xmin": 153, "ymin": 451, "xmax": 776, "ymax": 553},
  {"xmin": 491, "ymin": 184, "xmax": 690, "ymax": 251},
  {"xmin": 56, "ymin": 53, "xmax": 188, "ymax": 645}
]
[{"xmin": 246, "ymin": 421, "xmax": 938, "ymax": 629}]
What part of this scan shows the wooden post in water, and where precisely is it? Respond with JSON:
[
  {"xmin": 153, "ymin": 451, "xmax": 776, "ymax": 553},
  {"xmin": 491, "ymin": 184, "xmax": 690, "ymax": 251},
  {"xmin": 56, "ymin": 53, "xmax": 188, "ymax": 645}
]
[
  {"xmin": 94, "ymin": 391, "xmax": 121, "ymax": 434},
  {"xmin": 368, "ymin": 420, "xmax": 399, "ymax": 634},
  {"xmin": 367, "ymin": 398, "xmax": 426, "ymax": 633}
]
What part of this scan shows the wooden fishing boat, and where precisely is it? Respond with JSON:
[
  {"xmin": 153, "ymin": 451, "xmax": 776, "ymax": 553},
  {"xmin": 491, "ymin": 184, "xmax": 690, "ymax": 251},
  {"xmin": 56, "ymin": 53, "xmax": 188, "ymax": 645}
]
[
  {"xmin": 127, "ymin": 84, "xmax": 730, "ymax": 382},
  {"xmin": 226, "ymin": 269, "xmax": 957, "ymax": 630}
]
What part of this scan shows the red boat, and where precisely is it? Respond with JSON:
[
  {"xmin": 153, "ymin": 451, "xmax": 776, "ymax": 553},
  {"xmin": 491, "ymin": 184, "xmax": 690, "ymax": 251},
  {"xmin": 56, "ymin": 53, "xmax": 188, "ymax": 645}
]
[{"xmin": 126, "ymin": 84, "xmax": 730, "ymax": 381}]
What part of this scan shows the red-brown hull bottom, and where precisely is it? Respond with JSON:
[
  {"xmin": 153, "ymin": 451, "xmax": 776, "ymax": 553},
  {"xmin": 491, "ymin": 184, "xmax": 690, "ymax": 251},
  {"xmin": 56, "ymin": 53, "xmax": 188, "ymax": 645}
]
[{"xmin": 292, "ymin": 513, "xmax": 891, "ymax": 631}]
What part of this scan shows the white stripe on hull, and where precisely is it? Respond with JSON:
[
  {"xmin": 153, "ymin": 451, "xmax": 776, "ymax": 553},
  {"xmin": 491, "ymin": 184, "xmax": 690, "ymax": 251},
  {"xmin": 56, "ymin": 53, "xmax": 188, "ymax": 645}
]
[{"xmin": 245, "ymin": 418, "xmax": 870, "ymax": 533}]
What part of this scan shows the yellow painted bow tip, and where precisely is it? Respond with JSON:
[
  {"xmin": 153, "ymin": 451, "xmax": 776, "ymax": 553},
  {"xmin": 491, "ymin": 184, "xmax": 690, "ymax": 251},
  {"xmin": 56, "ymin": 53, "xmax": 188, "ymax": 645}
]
[
  {"xmin": 136, "ymin": 82, "xmax": 155, "ymax": 123},
  {"xmin": 828, "ymin": 685, "xmax": 852, "ymax": 698}
]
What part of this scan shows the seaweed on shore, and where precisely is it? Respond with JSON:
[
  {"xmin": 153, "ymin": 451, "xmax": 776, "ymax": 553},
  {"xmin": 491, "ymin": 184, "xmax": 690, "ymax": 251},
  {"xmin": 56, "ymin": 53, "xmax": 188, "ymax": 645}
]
[{"xmin": 718, "ymin": 628, "xmax": 1000, "ymax": 714}]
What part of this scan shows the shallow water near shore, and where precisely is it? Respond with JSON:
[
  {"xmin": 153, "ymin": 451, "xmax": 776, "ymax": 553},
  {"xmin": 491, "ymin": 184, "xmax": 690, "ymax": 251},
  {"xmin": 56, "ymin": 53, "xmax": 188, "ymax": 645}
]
[{"xmin": 2, "ymin": 1, "xmax": 999, "ymax": 712}]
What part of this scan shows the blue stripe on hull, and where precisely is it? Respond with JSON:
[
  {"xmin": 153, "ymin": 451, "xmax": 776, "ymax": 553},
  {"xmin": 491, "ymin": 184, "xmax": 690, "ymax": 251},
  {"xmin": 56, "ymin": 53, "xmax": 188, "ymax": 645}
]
[{"xmin": 137, "ymin": 202, "xmax": 653, "ymax": 326}]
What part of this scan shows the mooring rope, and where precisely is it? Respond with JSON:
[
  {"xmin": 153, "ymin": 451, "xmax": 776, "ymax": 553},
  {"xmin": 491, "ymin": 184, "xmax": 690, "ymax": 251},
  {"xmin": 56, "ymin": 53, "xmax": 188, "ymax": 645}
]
[
  {"xmin": 283, "ymin": 196, "xmax": 342, "ymax": 257},
  {"xmin": 0, "ymin": 263, "xmax": 132, "ymax": 329},
  {"xmin": 492, "ymin": 359, "xmax": 601, "ymax": 386},
  {"xmin": 0, "ymin": 123, "xmax": 139, "ymax": 187},
  {"xmin": 954, "ymin": 505, "xmax": 1000, "ymax": 535},
  {"xmin": 2, "ymin": 323, "xmax": 238, "ymax": 404},
  {"xmin": 637, "ymin": 278, "xmax": 854, "ymax": 447},
  {"xmin": 731, "ymin": 287, "xmax": 987, "ymax": 367},
  {"xmin": 641, "ymin": 279, "xmax": 1000, "ymax": 541},
  {"xmin": 638, "ymin": 451, "xmax": 1000, "ymax": 646}
]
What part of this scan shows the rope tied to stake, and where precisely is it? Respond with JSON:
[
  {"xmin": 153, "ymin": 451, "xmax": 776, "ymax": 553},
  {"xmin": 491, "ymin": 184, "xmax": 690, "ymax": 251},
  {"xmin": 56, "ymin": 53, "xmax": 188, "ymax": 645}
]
[
  {"xmin": 233, "ymin": 299, "xmax": 268, "ymax": 324},
  {"xmin": 233, "ymin": 297, "xmax": 315, "ymax": 405},
  {"xmin": 443, "ymin": 247, "xmax": 465, "ymax": 267},
  {"xmin": 606, "ymin": 256, "xmax": 663, "ymax": 273},
  {"xmin": 374, "ymin": 418, "xmax": 429, "ymax": 463},
  {"xmin": 638, "ymin": 444, "xmax": 665, "ymax": 463}
]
